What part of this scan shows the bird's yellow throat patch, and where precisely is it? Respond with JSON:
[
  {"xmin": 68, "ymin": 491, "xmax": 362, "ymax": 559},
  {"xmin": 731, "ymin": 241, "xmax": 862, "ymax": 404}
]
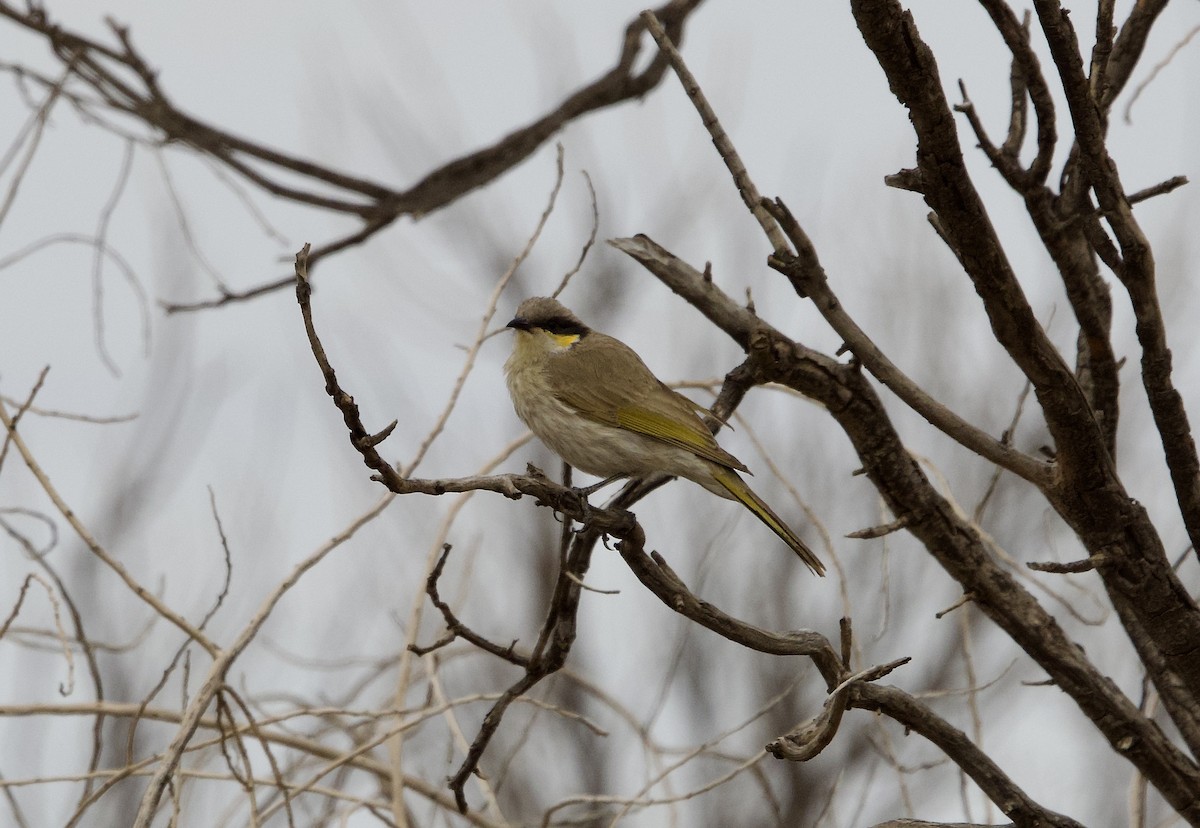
[{"xmin": 548, "ymin": 331, "xmax": 581, "ymax": 348}]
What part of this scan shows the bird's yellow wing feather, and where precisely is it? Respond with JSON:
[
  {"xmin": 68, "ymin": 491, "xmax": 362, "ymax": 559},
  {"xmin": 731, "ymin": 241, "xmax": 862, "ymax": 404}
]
[
  {"xmin": 544, "ymin": 333, "xmax": 748, "ymax": 473},
  {"xmin": 613, "ymin": 404, "xmax": 747, "ymax": 472}
]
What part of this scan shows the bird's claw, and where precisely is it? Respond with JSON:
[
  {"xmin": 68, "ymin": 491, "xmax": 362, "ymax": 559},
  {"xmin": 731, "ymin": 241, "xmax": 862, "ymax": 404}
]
[
  {"xmin": 545, "ymin": 487, "xmax": 594, "ymax": 529},
  {"xmin": 569, "ymin": 486, "xmax": 596, "ymax": 526}
]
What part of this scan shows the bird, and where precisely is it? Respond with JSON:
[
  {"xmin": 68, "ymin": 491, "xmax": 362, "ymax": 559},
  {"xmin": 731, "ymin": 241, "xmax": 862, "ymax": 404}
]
[{"xmin": 504, "ymin": 296, "xmax": 825, "ymax": 576}]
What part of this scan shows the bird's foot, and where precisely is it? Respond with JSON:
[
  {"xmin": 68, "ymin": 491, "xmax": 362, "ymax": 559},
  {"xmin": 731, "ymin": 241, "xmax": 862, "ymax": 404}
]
[
  {"xmin": 567, "ymin": 475, "xmax": 629, "ymax": 529},
  {"xmin": 551, "ymin": 476, "xmax": 627, "ymax": 532},
  {"xmin": 568, "ymin": 487, "xmax": 596, "ymax": 528}
]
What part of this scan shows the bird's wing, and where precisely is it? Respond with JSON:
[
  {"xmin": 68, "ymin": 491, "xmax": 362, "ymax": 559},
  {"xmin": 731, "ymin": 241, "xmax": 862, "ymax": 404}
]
[
  {"xmin": 545, "ymin": 334, "xmax": 749, "ymax": 473},
  {"xmin": 615, "ymin": 399, "xmax": 748, "ymax": 473}
]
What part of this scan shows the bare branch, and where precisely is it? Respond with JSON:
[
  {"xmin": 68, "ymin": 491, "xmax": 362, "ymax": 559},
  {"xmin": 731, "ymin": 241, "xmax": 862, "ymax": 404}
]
[
  {"xmin": 976, "ymin": 1, "xmax": 1057, "ymax": 184},
  {"xmin": 414, "ymin": 545, "xmax": 529, "ymax": 667},
  {"xmin": 0, "ymin": 0, "xmax": 707, "ymax": 310},
  {"xmin": 617, "ymin": 537, "xmax": 1082, "ymax": 827},
  {"xmin": 612, "ymin": 233, "xmax": 1200, "ymax": 817},
  {"xmin": 847, "ymin": 516, "xmax": 911, "ymax": 540},
  {"xmin": 612, "ymin": 231, "xmax": 1051, "ymax": 486},
  {"xmin": 639, "ymin": 10, "xmax": 788, "ymax": 253},
  {"xmin": 767, "ymin": 659, "xmax": 910, "ymax": 762},
  {"xmin": 1028, "ymin": 558, "xmax": 1097, "ymax": 575},
  {"xmin": 854, "ymin": 683, "xmax": 1085, "ymax": 828}
]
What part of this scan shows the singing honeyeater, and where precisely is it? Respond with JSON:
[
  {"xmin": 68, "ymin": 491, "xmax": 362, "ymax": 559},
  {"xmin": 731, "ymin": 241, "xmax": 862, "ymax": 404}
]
[{"xmin": 504, "ymin": 296, "xmax": 825, "ymax": 576}]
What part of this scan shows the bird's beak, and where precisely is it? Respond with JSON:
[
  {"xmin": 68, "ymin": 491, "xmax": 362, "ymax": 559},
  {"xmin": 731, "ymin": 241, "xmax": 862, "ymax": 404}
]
[{"xmin": 507, "ymin": 316, "xmax": 532, "ymax": 331}]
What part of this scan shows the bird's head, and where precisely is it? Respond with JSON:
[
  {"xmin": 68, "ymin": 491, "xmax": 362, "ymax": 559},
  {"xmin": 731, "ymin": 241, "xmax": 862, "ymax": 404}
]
[{"xmin": 506, "ymin": 297, "xmax": 591, "ymax": 362}]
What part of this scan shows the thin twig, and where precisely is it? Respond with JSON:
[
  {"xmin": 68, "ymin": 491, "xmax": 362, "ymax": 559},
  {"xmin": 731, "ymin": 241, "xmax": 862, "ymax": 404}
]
[
  {"xmin": 90, "ymin": 137, "xmax": 141, "ymax": 376},
  {"xmin": 402, "ymin": 143, "xmax": 566, "ymax": 478},
  {"xmin": 130, "ymin": 490, "xmax": 394, "ymax": 826},
  {"xmin": 0, "ymin": 393, "xmax": 217, "ymax": 656},
  {"xmin": 1123, "ymin": 24, "xmax": 1200, "ymax": 124},
  {"xmin": 550, "ymin": 169, "xmax": 599, "ymax": 299},
  {"xmin": 639, "ymin": 11, "xmax": 789, "ymax": 253},
  {"xmin": 0, "ymin": 56, "xmax": 76, "ymax": 231}
]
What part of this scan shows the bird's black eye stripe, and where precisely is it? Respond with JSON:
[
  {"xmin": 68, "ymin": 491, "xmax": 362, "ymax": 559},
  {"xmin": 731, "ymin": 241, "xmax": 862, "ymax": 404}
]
[{"xmin": 540, "ymin": 316, "xmax": 588, "ymax": 337}]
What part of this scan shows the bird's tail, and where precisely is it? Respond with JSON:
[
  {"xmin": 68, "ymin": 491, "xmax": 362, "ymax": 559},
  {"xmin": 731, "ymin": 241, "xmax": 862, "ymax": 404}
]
[{"xmin": 710, "ymin": 466, "xmax": 826, "ymax": 576}]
